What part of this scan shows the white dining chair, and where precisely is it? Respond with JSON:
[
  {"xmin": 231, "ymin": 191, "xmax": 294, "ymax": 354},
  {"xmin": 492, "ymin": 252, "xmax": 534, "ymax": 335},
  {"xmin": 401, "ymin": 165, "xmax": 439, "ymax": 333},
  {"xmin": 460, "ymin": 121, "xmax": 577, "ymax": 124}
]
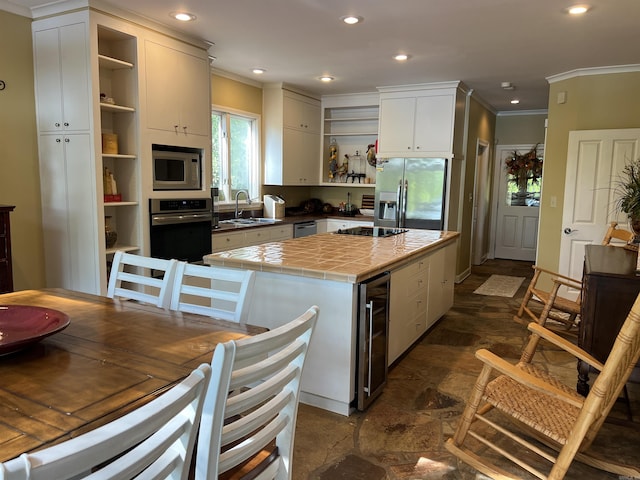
[
  {"xmin": 170, "ymin": 262, "xmax": 256, "ymax": 322},
  {"xmin": 195, "ymin": 305, "xmax": 319, "ymax": 480},
  {"xmin": 107, "ymin": 250, "xmax": 178, "ymax": 308},
  {"xmin": 0, "ymin": 363, "xmax": 211, "ymax": 480}
]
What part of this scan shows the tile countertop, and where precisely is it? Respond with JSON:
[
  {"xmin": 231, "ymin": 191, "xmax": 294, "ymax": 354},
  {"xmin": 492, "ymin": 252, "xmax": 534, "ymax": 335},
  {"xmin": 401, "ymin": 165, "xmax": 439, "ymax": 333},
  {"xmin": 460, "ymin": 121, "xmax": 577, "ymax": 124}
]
[{"xmin": 204, "ymin": 230, "xmax": 459, "ymax": 284}]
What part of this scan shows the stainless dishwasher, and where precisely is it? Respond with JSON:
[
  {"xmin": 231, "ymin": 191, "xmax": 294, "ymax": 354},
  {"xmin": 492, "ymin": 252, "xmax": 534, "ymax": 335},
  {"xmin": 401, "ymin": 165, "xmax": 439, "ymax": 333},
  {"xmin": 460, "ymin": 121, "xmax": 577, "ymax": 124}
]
[
  {"xmin": 293, "ymin": 220, "xmax": 317, "ymax": 238},
  {"xmin": 356, "ymin": 271, "xmax": 390, "ymax": 410}
]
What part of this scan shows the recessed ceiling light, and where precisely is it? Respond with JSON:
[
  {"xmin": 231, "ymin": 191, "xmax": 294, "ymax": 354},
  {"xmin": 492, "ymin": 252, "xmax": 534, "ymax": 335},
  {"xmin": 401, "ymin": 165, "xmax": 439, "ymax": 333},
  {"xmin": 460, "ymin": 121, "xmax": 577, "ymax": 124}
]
[
  {"xmin": 319, "ymin": 76, "xmax": 335, "ymax": 82},
  {"xmin": 566, "ymin": 4, "xmax": 590, "ymax": 15},
  {"xmin": 341, "ymin": 15, "xmax": 363, "ymax": 25},
  {"xmin": 170, "ymin": 11, "xmax": 196, "ymax": 21},
  {"xmin": 394, "ymin": 54, "xmax": 410, "ymax": 62},
  {"xmin": 252, "ymin": 68, "xmax": 266, "ymax": 75},
  {"xmin": 510, "ymin": 99, "xmax": 520, "ymax": 104}
]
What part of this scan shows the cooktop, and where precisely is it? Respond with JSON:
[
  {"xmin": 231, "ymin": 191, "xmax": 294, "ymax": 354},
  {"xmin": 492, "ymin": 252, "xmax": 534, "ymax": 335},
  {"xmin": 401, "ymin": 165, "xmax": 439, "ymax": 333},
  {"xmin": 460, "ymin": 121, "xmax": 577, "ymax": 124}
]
[{"xmin": 335, "ymin": 226, "xmax": 409, "ymax": 237}]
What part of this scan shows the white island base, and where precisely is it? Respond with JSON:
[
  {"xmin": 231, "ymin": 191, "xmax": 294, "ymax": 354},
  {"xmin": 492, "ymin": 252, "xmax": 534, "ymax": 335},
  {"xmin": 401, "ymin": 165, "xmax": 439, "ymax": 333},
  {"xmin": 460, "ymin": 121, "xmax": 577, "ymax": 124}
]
[{"xmin": 205, "ymin": 231, "xmax": 458, "ymax": 415}]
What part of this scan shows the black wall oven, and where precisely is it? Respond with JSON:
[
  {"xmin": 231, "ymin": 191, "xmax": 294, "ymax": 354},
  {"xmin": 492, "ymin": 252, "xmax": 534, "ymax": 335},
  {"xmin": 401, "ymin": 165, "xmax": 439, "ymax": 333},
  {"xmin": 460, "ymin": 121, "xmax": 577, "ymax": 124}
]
[{"xmin": 150, "ymin": 198, "xmax": 212, "ymax": 264}]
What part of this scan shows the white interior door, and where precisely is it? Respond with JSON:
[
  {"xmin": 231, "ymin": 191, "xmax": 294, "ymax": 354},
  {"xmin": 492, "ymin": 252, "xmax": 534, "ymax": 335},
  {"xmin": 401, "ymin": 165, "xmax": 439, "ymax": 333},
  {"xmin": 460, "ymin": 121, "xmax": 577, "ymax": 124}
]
[
  {"xmin": 493, "ymin": 144, "xmax": 542, "ymax": 261},
  {"xmin": 559, "ymin": 129, "xmax": 640, "ymax": 294}
]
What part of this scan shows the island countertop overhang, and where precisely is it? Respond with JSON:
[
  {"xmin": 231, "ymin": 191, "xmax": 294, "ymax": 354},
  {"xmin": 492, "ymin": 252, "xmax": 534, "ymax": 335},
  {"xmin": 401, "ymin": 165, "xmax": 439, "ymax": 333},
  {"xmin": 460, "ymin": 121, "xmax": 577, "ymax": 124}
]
[{"xmin": 204, "ymin": 230, "xmax": 459, "ymax": 284}]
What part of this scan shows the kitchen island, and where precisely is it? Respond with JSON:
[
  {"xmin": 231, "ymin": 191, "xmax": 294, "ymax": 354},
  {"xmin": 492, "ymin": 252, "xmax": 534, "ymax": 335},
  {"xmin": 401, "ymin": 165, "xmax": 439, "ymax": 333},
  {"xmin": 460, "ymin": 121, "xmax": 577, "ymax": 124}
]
[{"xmin": 204, "ymin": 229, "xmax": 459, "ymax": 415}]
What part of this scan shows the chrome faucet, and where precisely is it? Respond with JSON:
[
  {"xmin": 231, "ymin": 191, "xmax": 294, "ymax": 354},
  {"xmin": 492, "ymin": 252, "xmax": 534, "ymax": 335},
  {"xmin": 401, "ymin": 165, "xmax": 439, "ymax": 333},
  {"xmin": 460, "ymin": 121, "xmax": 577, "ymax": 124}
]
[{"xmin": 235, "ymin": 190, "xmax": 251, "ymax": 218}]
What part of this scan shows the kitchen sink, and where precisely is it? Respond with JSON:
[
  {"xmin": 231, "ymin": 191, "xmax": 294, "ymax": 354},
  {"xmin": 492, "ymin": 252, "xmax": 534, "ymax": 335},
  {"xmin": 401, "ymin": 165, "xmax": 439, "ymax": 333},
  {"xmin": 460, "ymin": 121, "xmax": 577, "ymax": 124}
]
[{"xmin": 219, "ymin": 217, "xmax": 282, "ymax": 226}]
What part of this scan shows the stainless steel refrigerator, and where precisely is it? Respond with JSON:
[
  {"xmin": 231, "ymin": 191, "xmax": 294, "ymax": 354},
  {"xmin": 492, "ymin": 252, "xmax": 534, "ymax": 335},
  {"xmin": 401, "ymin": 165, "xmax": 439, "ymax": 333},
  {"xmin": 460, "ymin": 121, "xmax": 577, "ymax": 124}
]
[{"xmin": 374, "ymin": 158, "xmax": 448, "ymax": 230}]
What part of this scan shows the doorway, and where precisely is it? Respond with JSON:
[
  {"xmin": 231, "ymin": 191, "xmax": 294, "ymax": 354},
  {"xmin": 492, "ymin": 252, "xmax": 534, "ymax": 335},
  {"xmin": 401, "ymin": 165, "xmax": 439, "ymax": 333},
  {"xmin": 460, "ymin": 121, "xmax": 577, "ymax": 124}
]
[
  {"xmin": 492, "ymin": 144, "xmax": 543, "ymax": 261},
  {"xmin": 471, "ymin": 140, "xmax": 491, "ymax": 265}
]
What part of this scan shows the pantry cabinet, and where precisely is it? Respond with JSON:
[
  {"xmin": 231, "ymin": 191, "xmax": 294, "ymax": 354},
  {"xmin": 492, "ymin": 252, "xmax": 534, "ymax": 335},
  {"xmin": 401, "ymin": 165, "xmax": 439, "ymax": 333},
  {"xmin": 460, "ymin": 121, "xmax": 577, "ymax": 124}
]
[
  {"xmin": 38, "ymin": 133, "xmax": 100, "ymax": 293},
  {"xmin": 32, "ymin": 7, "xmax": 210, "ymax": 296},
  {"xmin": 264, "ymin": 85, "xmax": 321, "ymax": 185},
  {"xmin": 377, "ymin": 82, "xmax": 460, "ymax": 158},
  {"xmin": 144, "ymin": 39, "xmax": 210, "ymax": 137},
  {"xmin": 33, "ymin": 21, "xmax": 91, "ymax": 134}
]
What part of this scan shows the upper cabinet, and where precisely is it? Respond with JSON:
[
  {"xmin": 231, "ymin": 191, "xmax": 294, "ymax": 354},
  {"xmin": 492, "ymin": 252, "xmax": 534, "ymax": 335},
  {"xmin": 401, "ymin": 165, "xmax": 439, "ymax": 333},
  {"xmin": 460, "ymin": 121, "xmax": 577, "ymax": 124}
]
[
  {"xmin": 264, "ymin": 85, "xmax": 321, "ymax": 185},
  {"xmin": 377, "ymin": 82, "xmax": 461, "ymax": 158},
  {"xmin": 144, "ymin": 39, "xmax": 211, "ymax": 137},
  {"xmin": 33, "ymin": 21, "xmax": 91, "ymax": 133}
]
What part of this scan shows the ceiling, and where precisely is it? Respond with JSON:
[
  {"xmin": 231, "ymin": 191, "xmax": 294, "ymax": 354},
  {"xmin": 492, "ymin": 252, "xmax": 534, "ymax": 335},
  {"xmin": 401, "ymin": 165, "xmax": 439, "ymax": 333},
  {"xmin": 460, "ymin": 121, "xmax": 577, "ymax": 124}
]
[{"xmin": 4, "ymin": 0, "xmax": 640, "ymax": 112}]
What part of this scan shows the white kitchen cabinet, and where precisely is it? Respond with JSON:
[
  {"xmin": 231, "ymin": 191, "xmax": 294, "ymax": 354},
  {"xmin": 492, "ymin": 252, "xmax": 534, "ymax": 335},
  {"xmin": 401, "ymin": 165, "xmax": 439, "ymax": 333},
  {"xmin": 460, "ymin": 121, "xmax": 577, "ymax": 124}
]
[
  {"xmin": 264, "ymin": 85, "xmax": 321, "ymax": 185},
  {"xmin": 387, "ymin": 238, "xmax": 457, "ymax": 365},
  {"xmin": 212, "ymin": 224, "xmax": 294, "ymax": 253},
  {"xmin": 144, "ymin": 39, "xmax": 211, "ymax": 137},
  {"xmin": 377, "ymin": 83, "xmax": 459, "ymax": 158},
  {"xmin": 389, "ymin": 255, "xmax": 429, "ymax": 364},
  {"xmin": 324, "ymin": 219, "xmax": 373, "ymax": 233},
  {"xmin": 320, "ymin": 93, "xmax": 379, "ymax": 185},
  {"xmin": 39, "ymin": 133, "xmax": 99, "ymax": 293},
  {"xmin": 33, "ymin": 21, "xmax": 91, "ymax": 134},
  {"xmin": 33, "ymin": 7, "xmax": 212, "ymax": 295},
  {"xmin": 426, "ymin": 240, "xmax": 457, "ymax": 327}
]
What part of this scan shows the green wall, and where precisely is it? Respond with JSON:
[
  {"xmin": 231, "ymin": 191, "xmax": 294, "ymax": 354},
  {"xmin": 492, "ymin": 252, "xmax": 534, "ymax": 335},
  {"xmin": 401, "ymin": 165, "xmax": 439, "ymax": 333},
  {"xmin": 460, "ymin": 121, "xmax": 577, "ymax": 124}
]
[
  {"xmin": 0, "ymin": 10, "xmax": 45, "ymax": 290},
  {"xmin": 538, "ymin": 70, "xmax": 640, "ymax": 275}
]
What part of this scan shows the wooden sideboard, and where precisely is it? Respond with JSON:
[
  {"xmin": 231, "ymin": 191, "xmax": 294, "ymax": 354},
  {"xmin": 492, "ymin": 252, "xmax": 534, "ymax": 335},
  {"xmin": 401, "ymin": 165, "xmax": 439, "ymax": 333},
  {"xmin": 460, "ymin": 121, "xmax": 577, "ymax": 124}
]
[
  {"xmin": 0, "ymin": 205, "xmax": 15, "ymax": 293},
  {"xmin": 579, "ymin": 244, "xmax": 640, "ymax": 394}
]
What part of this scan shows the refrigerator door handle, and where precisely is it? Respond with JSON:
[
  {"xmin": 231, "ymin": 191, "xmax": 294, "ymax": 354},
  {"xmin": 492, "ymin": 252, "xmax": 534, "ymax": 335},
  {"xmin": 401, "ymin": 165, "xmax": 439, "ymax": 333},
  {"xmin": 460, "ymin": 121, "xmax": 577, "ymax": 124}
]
[
  {"xmin": 396, "ymin": 181, "xmax": 403, "ymax": 227},
  {"xmin": 400, "ymin": 180, "xmax": 408, "ymax": 228}
]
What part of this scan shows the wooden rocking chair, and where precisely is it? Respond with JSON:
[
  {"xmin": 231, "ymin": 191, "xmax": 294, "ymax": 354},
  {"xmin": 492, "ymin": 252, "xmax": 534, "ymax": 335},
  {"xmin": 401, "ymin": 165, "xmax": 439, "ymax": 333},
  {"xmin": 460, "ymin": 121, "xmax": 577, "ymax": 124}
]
[
  {"xmin": 514, "ymin": 222, "xmax": 634, "ymax": 335},
  {"xmin": 514, "ymin": 265, "xmax": 582, "ymax": 335},
  {"xmin": 446, "ymin": 293, "xmax": 640, "ymax": 479}
]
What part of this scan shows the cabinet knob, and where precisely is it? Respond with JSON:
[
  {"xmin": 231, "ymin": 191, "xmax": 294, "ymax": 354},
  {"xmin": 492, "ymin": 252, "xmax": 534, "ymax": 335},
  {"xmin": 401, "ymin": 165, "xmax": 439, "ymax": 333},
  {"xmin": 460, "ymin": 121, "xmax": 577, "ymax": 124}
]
[
  {"xmin": 64, "ymin": 122, "xmax": 69, "ymax": 127},
  {"xmin": 64, "ymin": 137, "xmax": 70, "ymax": 143},
  {"xmin": 55, "ymin": 122, "xmax": 61, "ymax": 127},
  {"xmin": 56, "ymin": 138, "xmax": 61, "ymax": 143}
]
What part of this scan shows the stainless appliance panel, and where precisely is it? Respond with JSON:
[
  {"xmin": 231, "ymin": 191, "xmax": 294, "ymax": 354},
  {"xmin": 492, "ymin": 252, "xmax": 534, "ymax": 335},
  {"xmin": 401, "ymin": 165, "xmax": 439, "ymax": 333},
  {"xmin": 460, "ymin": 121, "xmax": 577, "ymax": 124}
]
[
  {"xmin": 374, "ymin": 158, "xmax": 447, "ymax": 230},
  {"xmin": 152, "ymin": 144, "xmax": 202, "ymax": 191},
  {"xmin": 293, "ymin": 220, "xmax": 317, "ymax": 238},
  {"xmin": 357, "ymin": 271, "xmax": 390, "ymax": 411}
]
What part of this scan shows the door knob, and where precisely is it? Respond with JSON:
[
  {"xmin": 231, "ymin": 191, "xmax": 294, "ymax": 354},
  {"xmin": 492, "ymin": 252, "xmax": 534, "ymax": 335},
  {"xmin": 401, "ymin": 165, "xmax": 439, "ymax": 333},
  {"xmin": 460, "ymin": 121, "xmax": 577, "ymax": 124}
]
[{"xmin": 563, "ymin": 227, "xmax": 577, "ymax": 235}]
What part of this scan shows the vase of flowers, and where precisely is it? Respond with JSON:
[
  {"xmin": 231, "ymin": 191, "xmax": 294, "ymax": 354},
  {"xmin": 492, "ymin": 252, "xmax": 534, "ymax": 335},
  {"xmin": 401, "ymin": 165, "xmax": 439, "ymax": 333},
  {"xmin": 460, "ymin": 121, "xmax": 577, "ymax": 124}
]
[{"xmin": 505, "ymin": 144, "xmax": 543, "ymax": 192}]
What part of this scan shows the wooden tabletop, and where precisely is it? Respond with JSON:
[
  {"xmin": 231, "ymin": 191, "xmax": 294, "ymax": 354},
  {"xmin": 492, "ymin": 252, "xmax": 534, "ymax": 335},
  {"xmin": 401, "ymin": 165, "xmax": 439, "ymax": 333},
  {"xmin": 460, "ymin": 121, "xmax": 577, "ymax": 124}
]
[{"xmin": 0, "ymin": 288, "xmax": 265, "ymax": 462}]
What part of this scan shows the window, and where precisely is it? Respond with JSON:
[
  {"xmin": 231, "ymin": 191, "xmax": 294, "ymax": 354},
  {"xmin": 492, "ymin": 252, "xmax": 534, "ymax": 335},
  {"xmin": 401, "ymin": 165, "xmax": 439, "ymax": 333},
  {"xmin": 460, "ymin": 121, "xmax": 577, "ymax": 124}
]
[{"xmin": 211, "ymin": 108, "xmax": 260, "ymax": 202}]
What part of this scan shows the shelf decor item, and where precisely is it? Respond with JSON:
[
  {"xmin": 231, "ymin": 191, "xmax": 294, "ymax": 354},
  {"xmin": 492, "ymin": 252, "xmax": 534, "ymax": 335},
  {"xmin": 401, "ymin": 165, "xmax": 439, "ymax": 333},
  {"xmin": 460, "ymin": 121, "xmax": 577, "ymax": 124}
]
[
  {"xmin": 101, "ymin": 133, "xmax": 118, "ymax": 154},
  {"xmin": 104, "ymin": 216, "xmax": 117, "ymax": 248},
  {"xmin": 103, "ymin": 167, "xmax": 122, "ymax": 202}
]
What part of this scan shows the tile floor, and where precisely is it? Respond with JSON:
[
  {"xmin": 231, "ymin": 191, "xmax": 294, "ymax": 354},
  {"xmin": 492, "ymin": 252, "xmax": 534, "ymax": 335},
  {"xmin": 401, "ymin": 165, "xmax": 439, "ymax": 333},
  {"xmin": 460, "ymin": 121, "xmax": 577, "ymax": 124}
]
[{"xmin": 292, "ymin": 259, "xmax": 640, "ymax": 479}]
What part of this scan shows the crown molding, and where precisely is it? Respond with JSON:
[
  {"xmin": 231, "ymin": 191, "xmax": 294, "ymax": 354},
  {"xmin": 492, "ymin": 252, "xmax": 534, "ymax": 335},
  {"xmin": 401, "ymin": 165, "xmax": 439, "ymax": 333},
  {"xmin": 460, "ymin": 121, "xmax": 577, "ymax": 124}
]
[{"xmin": 547, "ymin": 64, "xmax": 640, "ymax": 84}]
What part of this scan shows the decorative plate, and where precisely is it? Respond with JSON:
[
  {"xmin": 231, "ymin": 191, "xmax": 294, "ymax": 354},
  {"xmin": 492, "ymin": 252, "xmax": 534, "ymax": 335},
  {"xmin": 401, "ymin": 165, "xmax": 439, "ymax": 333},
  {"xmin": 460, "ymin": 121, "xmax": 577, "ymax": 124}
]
[{"xmin": 0, "ymin": 305, "xmax": 70, "ymax": 355}]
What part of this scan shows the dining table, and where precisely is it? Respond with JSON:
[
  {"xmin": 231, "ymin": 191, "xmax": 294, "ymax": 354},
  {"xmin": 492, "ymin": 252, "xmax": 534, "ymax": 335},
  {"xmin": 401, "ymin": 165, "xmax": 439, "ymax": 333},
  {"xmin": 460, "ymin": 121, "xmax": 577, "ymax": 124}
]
[{"xmin": 0, "ymin": 288, "xmax": 266, "ymax": 462}]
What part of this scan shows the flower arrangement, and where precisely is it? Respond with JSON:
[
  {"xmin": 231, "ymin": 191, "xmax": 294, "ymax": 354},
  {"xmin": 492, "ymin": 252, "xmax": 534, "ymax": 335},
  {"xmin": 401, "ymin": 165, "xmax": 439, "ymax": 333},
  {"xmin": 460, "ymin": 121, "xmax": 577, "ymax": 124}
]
[{"xmin": 505, "ymin": 144, "xmax": 543, "ymax": 190}]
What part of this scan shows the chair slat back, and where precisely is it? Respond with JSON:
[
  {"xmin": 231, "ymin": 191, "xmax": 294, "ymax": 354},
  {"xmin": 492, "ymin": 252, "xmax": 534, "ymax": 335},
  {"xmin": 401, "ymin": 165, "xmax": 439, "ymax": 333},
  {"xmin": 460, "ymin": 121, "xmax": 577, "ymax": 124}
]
[
  {"xmin": 196, "ymin": 306, "xmax": 318, "ymax": 480},
  {"xmin": 170, "ymin": 262, "xmax": 255, "ymax": 322},
  {"xmin": 602, "ymin": 221, "xmax": 635, "ymax": 246},
  {"xmin": 107, "ymin": 251, "xmax": 178, "ymax": 308},
  {"xmin": 1, "ymin": 364, "xmax": 211, "ymax": 480}
]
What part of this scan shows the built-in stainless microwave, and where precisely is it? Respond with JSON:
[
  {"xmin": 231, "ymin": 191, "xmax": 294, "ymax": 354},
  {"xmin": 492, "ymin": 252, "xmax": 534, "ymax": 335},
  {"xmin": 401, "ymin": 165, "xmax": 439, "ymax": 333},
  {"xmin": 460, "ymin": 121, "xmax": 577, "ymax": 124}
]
[{"xmin": 152, "ymin": 144, "xmax": 202, "ymax": 191}]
